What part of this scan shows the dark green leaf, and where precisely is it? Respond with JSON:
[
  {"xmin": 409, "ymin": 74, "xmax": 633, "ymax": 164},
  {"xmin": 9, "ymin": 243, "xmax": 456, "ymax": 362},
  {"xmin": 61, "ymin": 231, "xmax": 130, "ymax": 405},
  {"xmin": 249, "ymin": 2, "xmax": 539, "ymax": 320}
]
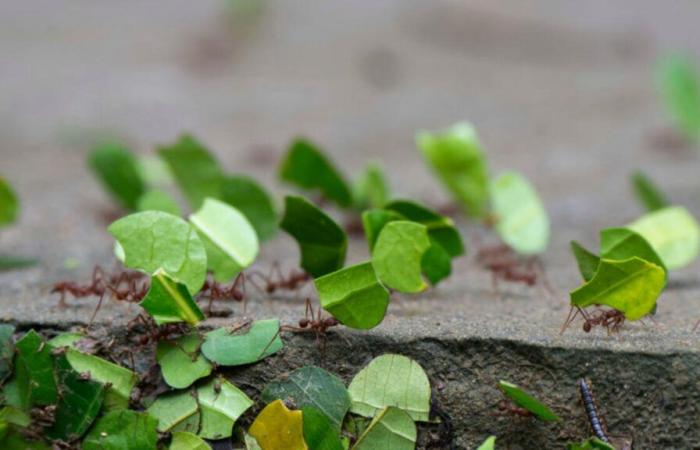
[
  {"xmin": 201, "ymin": 319, "xmax": 283, "ymax": 366},
  {"xmin": 137, "ymin": 190, "xmax": 182, "ymax": 216},
  {"xmin": 0, "ymin": 177, "xmax": 19, "ymax": 227},
  {"xmin": 570, "ymin": 241, "xmax": 599, "ymax": 282},
  {"xmin": 280, "ymin": 196, "xmax": 347, "ymax": 278},
  {"xmin": 220, "ymin": 175, "xmax": 278, "ymax": 241},
  {"xmin": 301, "ymin": 407, "xmax": 344, "ymax": 450},
  {"xmin": 421, "ymin": 239, "xmax": 452, "ymax": 285},
  {"xmin": 87, "ymin": 140, "xmax": 145, "ymax": 210},
  {"xmin": 262, "ymin": 366, "xmax": 350, "ymax": 430},
  {"xmin": 361, "ymin": 209, "xmax": 403, "ymax": 252},
  {"xmin": 498, "ymin": 381, "xmax": 559, "ymax": 422},
  {"xmin": 372, "ymin": 221, "xmax": 430, "ymax": 293},
  {"xmin": 14, "ymin": 330, "xmax": 58, "ymax": 406},
  {"xmin": 316, "ymin": 262, "xmax": 390, "ymax": 330},
  {"xmin": 158, "ymin": 135, "xmax": 225, "ymax": 209},
  {"xmin": 140, "ymin": 270, "xmax": 205, "ymax": 326},
  {"xmin": 353, "ymin": 162, "xmax": 389, "ymax": 210},
  {"xmin": 655, "ymin": 55, "xmax": 700, "ymax": 141},
  {"xmin": 0, "ymin": 324, "xmax": 15, "ymax": 385},
  {"xmin": 82, "ymin": 410, "xmax": 158, "ymax": 450},
  {"xmin": 156, "ymin": 333, "xmax": 212, "ymax": 389},
  {"xmin": 600, "ymin": 228, "xmax": 666, "ymax": 279},
  {"xmin": 0, "ymin": 256, "xmax": 38, "ymax": 271},
  {"xmin": 279, "ymin": 138, "xmax": 353, "ymax": 208},
  {"xmin": 631, "ymin": 171, "xmax": 669, "ymax": 212},
  {"xmin": 0, "ymin": 429, "xmax": 50, "ymax": 449}
]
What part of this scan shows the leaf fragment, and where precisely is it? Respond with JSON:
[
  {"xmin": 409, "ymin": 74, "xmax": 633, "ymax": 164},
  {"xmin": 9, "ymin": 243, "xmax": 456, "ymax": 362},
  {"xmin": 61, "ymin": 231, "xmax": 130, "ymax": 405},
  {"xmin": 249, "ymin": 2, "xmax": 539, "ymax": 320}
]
[
  {"xmin": 352, "ymin": 407, "xmax": 416, "ymax": 450},
  {"xmin": 140, "ymin": 270, "xmax": 205, "ymax": 326},
  {"xmin": 372, "ymin": 221, "xmax": 430, "ymax": 293},
  {"xmin": 0, "ymin": 177, "xmax": 19, "ymax": 227},
  {"xmin": 477, "ymin": 436, "xmax": 497, "ymax": 450},
  {"xmin": 566, "ymin": 438, "xmax": 616, "ymax": 450},
  {"xmin": 655, "ymin": 54, "xmax": 700, "ymax": 142},
  {"xmin": 498, "ymin": 381, "xmax": 560, "ymax": 422},
  {"xmin": 301, "ymin": 407, "xmax": 344, "ymax": 450},
  {"xmin": 137, "ymin": 190, "xmax": 182, "ymax": 216},
  {"xmin": 147, "ymin": 391, "xmax": 199, "ymax": 434},
  {"xmin": 570, "ymin": 241, "xmax": 600, "ymax": 282},
  {"xmin": 0, "ymin": 324, "xmax": 15, "ymax": 385},
  {"xmin": 169, "ymin": 431, "xmax": 211, "ymax": 450},
  {"xmin": 196, "ymin": 378, "xmax": 253, "ymax": 440},
  {"xmin": 82, "ymin": 410, "xmax": 158, "ymax": 450},
  {"xmin": 249, "ymin": 400, "xmax": 307, "ymax": 450},
  {"xmin": 630, "ymin": 171, "xmax": 669, "ymax": 212},
  {"xmin": 353, "ymin": 162, "xmax": 390, "ymax": 210},
  {"xmin": 599, "ymin": 228, "xmax": 666, "ymax": 279},
  {"xmin": 14, "ymin": 330, "xmax": 58, "ymax": 406},
  {"xmin": 201, "ymin": 319, "xmax": 283, "ymax": 366},
  {"xmin": 87, "ymin": 140, "xmax": 145, "ymax": 210},
  {"xmin": 157, "ymin": 333, "xmax": 212, "ymax": 389},
  {"xmin": 220, "ymin": 175, "xmax": 278, "ymax": 241}
]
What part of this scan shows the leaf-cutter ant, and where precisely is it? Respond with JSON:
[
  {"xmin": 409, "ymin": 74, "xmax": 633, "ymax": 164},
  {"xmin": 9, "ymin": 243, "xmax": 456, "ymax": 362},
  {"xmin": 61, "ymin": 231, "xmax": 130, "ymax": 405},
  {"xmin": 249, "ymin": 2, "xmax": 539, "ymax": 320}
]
[
  {"xmin": 560, "ymin": 306, "xmax": 626, "ymax": 335},
  {"xmin": 475, "ymin": 244, "xmax": 555, "ymax": 297}
]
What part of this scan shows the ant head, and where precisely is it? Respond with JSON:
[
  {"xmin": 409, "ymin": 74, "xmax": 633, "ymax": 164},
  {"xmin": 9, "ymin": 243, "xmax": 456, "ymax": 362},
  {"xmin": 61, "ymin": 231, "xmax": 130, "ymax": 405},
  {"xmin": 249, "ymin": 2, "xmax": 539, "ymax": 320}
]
[
  {"xmin": 583, "ymin": 321, "xmax": 592, "ymax": 333},
  {"xmin": 298, "ymin": 318, "xmax": 310, "ymax": 328}
]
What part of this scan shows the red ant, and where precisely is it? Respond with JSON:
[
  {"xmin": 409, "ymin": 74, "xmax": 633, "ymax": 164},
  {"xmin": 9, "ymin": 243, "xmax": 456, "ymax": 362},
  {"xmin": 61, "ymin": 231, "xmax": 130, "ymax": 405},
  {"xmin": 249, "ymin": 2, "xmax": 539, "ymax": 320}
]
[
  {"xmin": 475, "ymin": 244, "xmax": 554, "ymax": 297},
  {"xmin": 496, "ymin": 399, "xmax": 533, "ymax": 419},
  {"xmin": 249, "ymin": 263, "xmax": 311, "ymax": 295},
  {"xmin": 560, "ymin": 307, "xmax": 626, "ymax": 335},
  {"xmin": 197, "ymin": 272, "xmax": 247, "ymax": 314},
  {"xmin": 127, "ymin": 314, "xmax": 190, "ymax": 347},
  {"xmin": 52, "ymin": 266, "xmax": 108, "ymax": 308},
  {"xmin": 281, "ymin": 298, "xmax": 339, "ymax": 348}
]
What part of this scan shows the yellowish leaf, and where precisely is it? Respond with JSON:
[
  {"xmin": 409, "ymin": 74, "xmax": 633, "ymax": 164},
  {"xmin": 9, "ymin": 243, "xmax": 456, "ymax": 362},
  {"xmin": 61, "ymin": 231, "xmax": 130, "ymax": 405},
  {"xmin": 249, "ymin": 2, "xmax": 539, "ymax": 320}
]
[{"xmin": 249, "ymin": 400, "xmax": 307, "ymax": 450}]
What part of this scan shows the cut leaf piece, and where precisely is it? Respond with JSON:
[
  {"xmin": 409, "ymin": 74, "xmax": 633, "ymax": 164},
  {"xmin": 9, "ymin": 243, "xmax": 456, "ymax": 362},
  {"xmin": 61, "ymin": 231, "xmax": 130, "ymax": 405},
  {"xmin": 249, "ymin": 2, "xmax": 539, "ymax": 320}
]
[
  {"xmin": 280, "ymin": 196, "xmax": 347, "ymax": 278},
  {"xmin": 0, "ymin": 324, "xmax": 15, "ymax": 385},
  {"xmin": 147, "ymin": 391, "xmax": 199, "ymax": 434},
  {"xmin": 201, "ymin": 319, "xmax": 283, "ymax": 366},
  {"xmin": 261, "ymin": 366, "xmax": 350, "ymax": 430},
  {"xmin": 599, "ymin": 228, "xmax": 666, "ymax": 278},
  {"xmin": 196, "ymin": 378, "xmax": 253, "ymax": 440},
  {"xmin": 655, "ymin": 54, "xmax": 700, "ymax": 142},
  {"xmin": 570, "ymin": 241, "xmax": 600, "ymax": 282},
  {"xmin": 421, "ymin": 239, "xmax": 453, "ymax": 285},
  {"xmin": 249, "ymin": 400, "xmax": 307, "ymax": 450},
  {"xmin": 416, "ymin": 122, "xmax": 490, "ymax": 218},
  {"xmin": 301, "ymin": 407, "xmax": 344, "ymax": 450},
  {"xmin": 0, "ymin": 255, "xmax": 38, "ymax": 270},
  {"xmin": 352, "ymin": 407, "xmax": 416, "ymax": 450},
  {"xmin": 566, "ymin": 438, "xmax": 616, "ymax": 450},
  {"xmin": 498, "ymin": 381, "xmax": 559, "ymax": 422},
  {"xmin": 490, "ymin": 171, "xmax": 549, "ymax": 255},
  {"xmin": 14, "ymin": 330, "xmax": 58, "ymax": 406},
  {"xmin": 631, "ymin": 171, "xmax": 669, "ymax": 213},
  {"xmin": 570, "ymin": 257, "xmax": 665, "ymax": 321},
  {"xmin": 220, "ymin": 175, "xmax": 278, "ymax": 241},
  {"xmin": 372, "ymin": 221, "xmax": 430, "ymax": 293},
  {"xmin": 353, "ymin": 162, "xmax": 389, "ymax": 210},
  {"xmin": 87, "ymin": 140, "xmax": 145, "ymax": 210},
  {"xmin": 316, "ymin": 262, "xmax": 390, "ymax": 329},
  {"xmin": 157, "ymin": 333, "xmax": 212, "ymax": 389},
  {"xmin": 361, "ymin": 209, "xmax": 403, "ymax": 252},
  {"xmin": 82, "ymin": 410, "xmax": 158, "ymax": 450},
  {"xmin": 158, "ymin": 134, "xmax": 225, "ymax": 209},
  {"xmin": 348, "ymin": 354, "xmax": 431, "ymax": 422},
  {"xmin": 477, "ymin": 436, "xmax": 496, "ymax": 450},
  {"xmin": 0, "ymin": 177, "xmax": 19, "ymax": 227},
  {"xmin": 279, "ymin": 138, "xmax": 352, "ymax": 208},
  {"xmin": 189, "ymin": 198, "xmax": 259, "ymax": 282},
  {"xmin": 109, "ymin": 211, "xmax": 207, "ymax": 294},
  {"xmin": 170, "ymin": 431, "xmax": 211, "ymax": 450},
  {"xmin": 627, "ymin": 206, "xmax": 700, "ymax": 270},
  {"xmin": 140, "ymin": 270, "xmax": 205, "ymax": 326},
  {"xmin": 137, "ymin": 190, "xmax": 182, "ymax": 216}
]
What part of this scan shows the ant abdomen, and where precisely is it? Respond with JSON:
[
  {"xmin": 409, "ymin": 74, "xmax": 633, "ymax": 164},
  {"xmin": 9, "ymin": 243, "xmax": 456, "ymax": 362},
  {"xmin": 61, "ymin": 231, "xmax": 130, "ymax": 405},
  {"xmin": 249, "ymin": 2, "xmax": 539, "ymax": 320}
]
[{"xmin": 298, "ymin": 318, "xmax": 310, "ymax": 328}]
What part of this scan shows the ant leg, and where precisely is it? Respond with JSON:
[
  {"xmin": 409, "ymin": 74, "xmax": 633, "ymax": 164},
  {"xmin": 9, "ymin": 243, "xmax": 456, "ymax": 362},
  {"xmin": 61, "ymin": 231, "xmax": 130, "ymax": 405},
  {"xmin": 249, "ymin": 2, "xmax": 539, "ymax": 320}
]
[
  {"xmin": 244, "ymin": 270, "xmax": 268, "ymax": 295},
  {"xmin": 305, "ymin": 298, "xmax": 314, "ymax": 322},
  {"xmin": 88, "ymin": 292, "xmax": 106, "ymax": 326},
  {"xmin": 531, "ymin": 257, "xmax": 557, "ymax": 299},
  {"xmin": 235, "ymin": 273, "xmax": 248, "ymax": 314},
  {"xmin": 560, "ymin": 306, "xmax": 582, "ymax": 335}
]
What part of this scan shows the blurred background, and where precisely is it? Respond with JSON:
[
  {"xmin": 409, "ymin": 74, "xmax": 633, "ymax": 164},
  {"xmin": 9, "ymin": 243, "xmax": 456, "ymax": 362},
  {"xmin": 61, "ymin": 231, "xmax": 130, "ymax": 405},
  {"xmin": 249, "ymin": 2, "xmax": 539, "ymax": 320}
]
[{"xmin": 2, "ymin": 0, "xmax": 700, "ymax": 270}]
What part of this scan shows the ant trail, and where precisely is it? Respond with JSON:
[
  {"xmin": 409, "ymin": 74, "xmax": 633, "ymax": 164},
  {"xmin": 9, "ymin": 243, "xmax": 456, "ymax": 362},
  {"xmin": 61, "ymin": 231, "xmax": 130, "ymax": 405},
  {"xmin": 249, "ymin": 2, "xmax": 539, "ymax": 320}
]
[{"xmin": 578, "ymin": 378, "xmax": 610, "ymax": 444}]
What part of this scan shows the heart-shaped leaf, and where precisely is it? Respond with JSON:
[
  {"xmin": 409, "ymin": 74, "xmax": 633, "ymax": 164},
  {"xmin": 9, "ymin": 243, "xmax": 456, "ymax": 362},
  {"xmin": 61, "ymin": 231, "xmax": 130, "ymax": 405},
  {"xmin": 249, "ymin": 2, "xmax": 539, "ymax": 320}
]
[
  {"xmin": 156, "ymin": 333, "xmax": 212, "ymax": 389},
  {"xmin": 498, "ymin": 381, "xmax": 559, "ymax": 422},
  {"xmin": 140, "ymin": 270, "xmax": 205, "ymax": 326},
  {"xmin": 351, "ymin": 407, "xmax": 416, "ymax": 450},
  {"xmin": 201, "ymin": 319, "xmax": 283, "ymax": 366},
  {"xmin": 249, "ymin": 400, "xmax": 307, "ymax": 450},
  {"xmin": 372, "ymin": 221, "xmax": 430, "ymax": 293}
]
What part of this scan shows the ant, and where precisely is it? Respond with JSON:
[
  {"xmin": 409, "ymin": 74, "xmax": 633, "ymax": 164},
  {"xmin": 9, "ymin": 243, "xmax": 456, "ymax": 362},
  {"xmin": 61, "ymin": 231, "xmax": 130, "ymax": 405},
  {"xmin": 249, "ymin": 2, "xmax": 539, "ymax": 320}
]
[
  {"xmin": 281, "ymin": 298, "xmax": 339, "ymax": 348},
  {"xmin": 475, "ymin": 244, "xmax": 554, "ymax": 297},
  {"xmin": 495, "ymin": 399, "xmax": 533, "ymax": 419},
  {"xmin": 249, "ymin": 263, "xmax": 311, "ymax": 296},
  {"xmin": 560, "ymin": 307, "xmax": 626, "ymax": 335},
  {"xmin": 52, "ymin": 265, "xmax": 108, "ymax": 308},
  {"xmin": 127, "ymin": 314, "xmax": 189, "ymax": 347},
  {"xmin": 197, "ymin": 272, "xmax": 247, "ymax": 314}
]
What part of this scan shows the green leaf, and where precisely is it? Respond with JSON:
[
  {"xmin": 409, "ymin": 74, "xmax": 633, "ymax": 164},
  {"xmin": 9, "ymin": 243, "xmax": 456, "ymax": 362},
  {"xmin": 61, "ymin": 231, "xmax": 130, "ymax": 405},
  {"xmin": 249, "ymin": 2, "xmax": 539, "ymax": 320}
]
[
  {"xmin": 158, "ymin": 134, "xmax": 225, "ymax": 209},
  {"xmin": 566, "ymin": 438, "xmax": 616, "ymax": 450},
  {"xmin": 46, "ymin": 355, "xmax": 105, "ymax": 441},
  {"xmin": 351, "ymin": 407, "xmax": 416, "ymax": 450},
  {"xmin": 630, "ymin": 171, "xmax": 669, "ymax": 212},
  {"xmin": 361, "ymin": 209, "xmax": 403, "ymax": 251},
  {"xmin": 87, "ymin": 140, "xmax": 145, "ymax": 210},
  {"xmin": 0, "ymin": 177, "xmax": 19, "ymax": 227},
  {"xmin": 477, "ymin": 436, "xmax": 496, "ymax": 450},
  {"xmin": 570, "ymin": 241, "xmax": 600, "ymax": 282},
  {"xmin": 63, "ymin": 348, "xmax": 137, "ymax": 410},
  {"xmin": 498, "ymin": 381, "xmax": 559, "ymax": 422},
  {"xmin": 156, "ymin": 333, "xmax": 212, "ymax": 389},
  {"xmin": 301, "ymin": 407, "xmax": 344, "ymax": 450},
  {"xmin": 14, "ymin": 330, "xmax": 58, "ymax": 406},
  {"xmin": 82, "ymin": 410, "xmax": 158, "ymax": 450},
  {"xmin": 0, "ymin": 256, "xmax": 38, "ymax": 271},
  {"xmin": 47, "ymin": 332, "xmax": 84, "ymax": 348},
  {"xmin": 170, "ymin": 431, "xmax": 211, "ymax": 450},
  {"xmin": 416, "ymin": 122, "xmax": 490, "ymax": 218},
  {"xmin": 490, "ymin": 171, "xmax": 549, "ymax": 255},
  {"xmin": 280, "ymin": 196, "xmax": 347, "ymax": 278},
  {"xmin": 0, "ymin": 324, "xmax": 15, "ymax": 385},
  {"xmin": 201, "ymin": 319, "xmax": 283, "ymax": 366},
  {"xmin": 279, "ymin": 138, "xmax": 353, "ymax": 208},
  {"xmin": 353, "ymin": 162, "xmax": 389, "ymax": 210},
  {"xmin": 261, "ymin": 366, "xmax": 350, "ymax": 430},
  {"xmin": 627, "ymin": 206, "xmax": 700, "ymax": 270},
  {"xmin": 140, "ymin": 270, "xmax": 205, "ymax": 326},
  {"xmin": 137, "ymin": 190, "xmax": 182, "ymax": 216},
  {"xmin": 372, "ymin": 221, "xmax": 430, "ymax": 293},
  {"xmin": 0, "ymin": 430, "xmax": 50, "ymax": 449},
  {"xmin": 348, "ymin": 354, "xmax": 431, "ymax": 422},
  {"xmin": 600, "ymin": 228, "xmax": 666, "ymax": 279},
  {"xmin": 570, "ymin": 257, "xmax": 665, "ymax": 320},
  {"xmin": 220, "ymin": 175, "xmax": 278, "ymax": 241},
  {"xmin": 137, "ymin": 155, "xmax": 174, "ymax": 187},
  {"xmin": 316, "ymin": 262, "xmax": 390, "ymax": 330},
  {"xmin": 421, "ymin": 239, "xmax": 453, "ymax": 285},
  {"xmin": 147, "ymin": 391, "xmax": 199, "ymax": 434},
  {"xmin": 196, "ymin": 378, "xmax": 253, "ymax": 440},
  {"xmin": 189, "ymin": 198, "xmax": 259, "ymax": 282},
  {"xmin": 109, "ymin": 211, "xmax": 208, "ymax": 294},
  {"xmin": 655, "ymin": 55, "xmax": 700, "ymax": 142}
]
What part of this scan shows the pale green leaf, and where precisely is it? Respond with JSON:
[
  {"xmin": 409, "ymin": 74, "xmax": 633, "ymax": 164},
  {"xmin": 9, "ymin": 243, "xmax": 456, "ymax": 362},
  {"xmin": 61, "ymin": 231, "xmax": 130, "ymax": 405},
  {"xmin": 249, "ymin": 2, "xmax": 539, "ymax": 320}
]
[
  {"xmin": 261, "ymin": 366, "xmax": 350, "ymax": 430},
  {"xmin": 627, "ymin": 206, "xmax": 700, "ymax": 270},
  {"xmin": 280, "ymin": 196, "xmax": 347, "ymax": 278},
  {"xmin": 316, "ymin": 262, "xmax": 390, "ymax": 329},
  {"xmin": 82, "ymin": 410, "xmax": 158, "ymax": 450},
  {"xmin": 566, "ymin": 438, "xmax": 616, "ymax": 450},
  {"xmin": 301, "ymin": 407, "xmax": 344, "ymax": 450},
  {"xmin": 498, "ymin": 381, "xmax": 559, "ymax": 422},
  {"xmin": 570, "ymin": 241, "xmax": 599, "ymax": 282},
  {"xmin": 220, "ymin": 175, "xmax": 278, "ymax": 241},
  {"xmin": 170, "ymin": 431, "xmax": 211, "ymax": 450},
  {"xmin": 147, "ymin": 391, "xmax": 199, "ymax": 434},
  {"xmin": 140, "ymin": 270, "xmax": 205, "ymax": 326},
  {"xmin": 279, "ymin": 138, "xmax": 353, "ymax": 208},
  {"xmin": 157, "ymin": 333, "xmax": 212, "ymax": 389},
  {"xmin": 372, "ymin": 221, "xmax": 430, "ymax": 293},
  {"xmin": 490, "ymin": 171, "xmax": 549, "ymax": 255},
  {"xmin": 348, "ymin": 354, "xmax": 431, "ymax": 422},
  {"xmin": 655, "ymin": 54, "xmax": 700, "ymax": 142},
  {"xmin": 361, "ymin": 209, "xmax": 403, "ymax": 252},
  {"xmin": 108, "ymin": 211, "xmax": 207, "ymax": 294},
  {"xmin": 416, "ymin": 122, "xmax": 490, "ymax": 218},
  {"xmin": 137, "ymin": 155, "xmax": 174, "ymax": 187},
  {"xmin": 158, "ymin": 134, "xmax": 225, "ymax": 209},
  {"xmin": 353, "ymin": 162, "xmax": 390, "ymax": 210},
  {"xmin": 201, "ymin": 319, "xmax": 283, "ymax": 366},
  {"xmin": 630, "ymin": 171, "xmax": 669, "ymax": 212},
  {"xmin": 477, "ymin": 436, "xmax": 496, "ymax": 450},
  {"xmin": 137, "ymin": 190, "xmax": 182, "ymax": 216},
  {"xmin": 352, "ymin": 407, "xmax": 416, "ymax": 450},
  {"xmin": 189, "ymin": 197, "xmax": 259, "ymax": 281},
  {"xmin": 196, "ymin": 378, "xmax": 253, "ymax": 440},
  {"xmin": 87, "ymin": 140, "xmax": 145, "ymax": 210},
  {"xmin": 0, "ymin": 177, "xmax": 19, "ymax": 227},
  {"xmin": 570, "ymin": 257, "xmax": 665, "ymax": 320}
]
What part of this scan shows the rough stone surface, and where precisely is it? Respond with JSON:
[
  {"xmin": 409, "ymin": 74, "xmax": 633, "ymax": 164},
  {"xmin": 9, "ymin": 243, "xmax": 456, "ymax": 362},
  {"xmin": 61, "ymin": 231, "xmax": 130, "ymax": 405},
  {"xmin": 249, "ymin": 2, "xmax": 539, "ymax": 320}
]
[{"xmin": 2, "ymin": 1, "xmax": 700, "ymax": 448}]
